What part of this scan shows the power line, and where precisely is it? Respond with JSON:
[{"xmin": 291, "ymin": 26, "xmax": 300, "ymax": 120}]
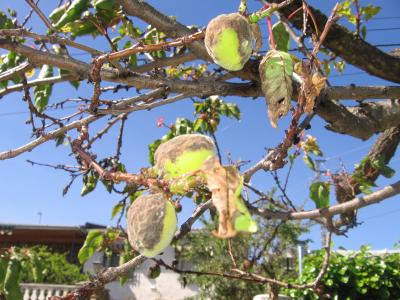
[
  {"xmin": 371, "ymin": 16, "xmax": 400, "ymax": 20},
  {"xmin": 362, "ymin": 207, "xmax": 400, "ymax": 222},
  {"xmin": 329, "ymin": 72, "xmax": 365, "ymax": 77},
  {"xmin": 258, "ymin": 43, "xmax": 400, "ymax": 53},
  {"xmin": 368, "ymin": 27, "xmax": 400, "ymax": 32},
  {"xmin": 0, "ymin": 105, "xmax": 78, "ymax": 117}
]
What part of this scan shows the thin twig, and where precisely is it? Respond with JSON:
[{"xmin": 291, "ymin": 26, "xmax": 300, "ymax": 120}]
[
  {"xmin": 115, "ymin": 114, "xmax": 128, "ymax": 160},
  {"xmin": 24, "ymin": 0, "xmax": 55, "ymax": 32}
]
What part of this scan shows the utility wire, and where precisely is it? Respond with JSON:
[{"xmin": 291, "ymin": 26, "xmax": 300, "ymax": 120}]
[
  {"xmin": 368, "ymin": 27, "xmax": 400, "ymax": 31},
  {"xmin": 0, "ymin": 105, "xmax": 79, "ymax": 117}
]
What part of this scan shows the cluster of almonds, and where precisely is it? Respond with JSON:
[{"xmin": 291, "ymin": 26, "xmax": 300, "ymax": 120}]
[
  {"xmin": 126, "ymin": 11, "xmax": 300, "ymax": 259},
  {"xmin": 127, "ymin": 134, "xmax": 257, "ymax": 258},
  {"xmin": 205, "ymin": 13, "xmax": 295, "ymax": 128}
]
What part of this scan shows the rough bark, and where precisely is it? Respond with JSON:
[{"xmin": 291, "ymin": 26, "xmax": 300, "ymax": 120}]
[
  {"xmin": 272, "ymin": 0, "xmax": 400, "ymax": 83},
  {"xmin": 317, "ymin": 97, "xmax": 400, "ymax": 140}
]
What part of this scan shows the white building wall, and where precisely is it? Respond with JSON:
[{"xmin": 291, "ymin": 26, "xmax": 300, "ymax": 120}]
[{"xmin": 84, "ymin": 247, "xmax": 199, "ymax": 300}]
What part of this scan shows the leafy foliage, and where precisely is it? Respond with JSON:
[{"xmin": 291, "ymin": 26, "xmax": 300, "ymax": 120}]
[
  {"xmin": 0, "ymin": 246, "xmax": 88, "ymax": 299},
  {"xmin": 178, "ymin": 218, "xmax": 309, "ymax": 299},
  {"xmin": 148, "ymin": 96, "xmax": 240, "ymax": 165},
  {"xmin": 287, "ymin": 246, "xmax": 400, "ymax": 299},
  {"xmin": 337, "ymin": 1, "xmax": 381, "ymax": 39},
  {"xmin": 78, "ymin": 227, "xmax": 123, "ymax": 265},
  {"xmin": 309, "ymin": 181, "xmax": 330, "ymax": 209},
  {"xmin": 271, "ymin": 21, "xmax": 290, "ymax": 52},
  {"xmin": 33, "ymin": 65, "xmax": 54, "ymax": 112},
  {"xmin": 19, "ymin": 246, "xmax": 88, "ymax": 284}
]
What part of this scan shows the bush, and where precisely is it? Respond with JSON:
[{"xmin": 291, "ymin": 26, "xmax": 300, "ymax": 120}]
[{"xmin": 287, "ymin": 245, "xmax": 400, "ymax": 299}]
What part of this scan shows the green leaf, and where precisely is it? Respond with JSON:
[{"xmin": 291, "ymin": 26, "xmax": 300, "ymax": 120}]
[
  {"xmin": 3, "ymin": 258, "xmax": 23, "ymax": 300},
  {"xmin": 118, "ymin": 241, "xmax": 136, "ymax": 286},
  {"xmin": 359, "ymin": 185, "xmax": 372, "ymax": 194},
  {"xmin": 28, "ymin": 252, "xmax": 43, "ymax": 283},
  {"xmin": 303, "ymin": 154, "xmax": 315, "ymax": 171},
  {"xmin": 0, "ymin": 257, "xmax": 7, "ymax": 290},
  {"xmin": 361, "ymin": 25, "xmax": 367, "ymax": 39},
  {"xmin": 100, "ymin": 179, "xmax": 113, "ymax": 193},
  {"xmin": 337, "ymin": 1, "xmax": 352, "ymax": 18},
  {"xmin": 227, "ymin": 103, "xmax": 241, "ymax": 119},
  {"xmin": 370, "ymin": 156, "xmax": 395, "ymax": 178},
  {"xmin": 61, "ymin": 19, "xmax": 98, "ymax": 39},
  {"xmin": 148, "ymin": 139, "xmax": 162, "ymax": 166},
  {"xmin": 92, "ymin": 0, "xmax": 118, "ymax": 12},
  {"xmin": 147, "ymin": 264, "xmax": 161, "ymax": 279},
  {"xmin": 78, "ymin": 230, "xmax": 104, "ymax": 264},
  {"xmin": 49, "ymin": 4, "xmax": 68, "ymax": 23},
  {"xmin": 259, "ymin": 49, "xmax": 293, "ymax": 128},
  {"xmin": 111, "ymin": 202, "xmax": 124, "ymax": 219},
  {"xmin": 361, "ymin": 5, "xmax": 381, "ymax": 21},
  {"xmin": 129, "ymin": 191, "xmax": 143, "ymax": 204},
  {"xmin": 80, "ymin": 171, "xmax": 99, "ymax": 196},
  {"xmin": 55, "ymin": 0, "xmax": 90, "ymax": 29},
  {"xmin": 69, "ymin": 80, "xmax": 80, "ymax": 89},
  {"xmin": 54, "ymin": 134, "xmax": 65, "ymax": 147},
  {"xmin": 309, "ymin": 181, "xmax": 330, "ymax": 208},
  {"xmin": 271, "ymin": 21, "xmax": 290, "ymax": 52},
  {"xmin": 33, "ymin": 65, "xmax": 54, "ymax": 112}
]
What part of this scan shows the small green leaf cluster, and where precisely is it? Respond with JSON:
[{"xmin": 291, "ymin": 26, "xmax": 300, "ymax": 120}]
[
  {"xmin": 51, "ymin": 0, "xmax": 121, "ymax": 39},
  {"xmin": 33, "ymin": 65, "xmax": 54, "ymax": 112},
  {"xmin": 286, "ymin": 245, "xmax": 400, "ymax": 299},
  {"xmin": 80, "ymin": 158, "xmax": 127, "ymax": 196},
  {"xmin": 337, "ymin": 1, "xmax": 381, "ymax": 39},
  {"xmin": 0, "ymin": 51, "xmax": 25, "ymax": 89},
  {"xmin": 0, "ymin": 248, "xmax": 23, "ymax": 300},
  {"xmin": 78, "ymin": 228, "xmax": 138, "ymax": 286},
  {"xmin": 301, "ymin": 135, "xmax": 323, "ymax": 172},
  {"xmin": 19, "ymin": 246, "xmax": 88, "ymax": 285},
  {"xmin": 1, "ymin": 246, "xmax": 88, "ymax": 299},
  {"xmin": 194, "ymin": 96, "xmax": 240, "ymax": 133},
  {"xmin": 166, "ymin": 63, "xmax": 208, "ymax": 80},
  {"xmin": 148, "ymin": 96, "xmax": 241, "ymax": 165},
  {"xmin": 78, "ymin": 227, "xmax": 126, "ymax": 264},
  {"xmin": 309, "ymin": 181, "xmax": 330, "ymax": 209},
  {"xmin": 353, "ymin": 155, "xmax": 395, "ymax": 194}
]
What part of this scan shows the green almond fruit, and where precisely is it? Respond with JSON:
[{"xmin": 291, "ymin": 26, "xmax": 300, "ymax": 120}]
[
  {"xmin": 205, "ymin": 13, "xmax": 253, "ymax": 71},
  {"xmin": 154, "ymin": 134, "xmax": 217, "ymax": 180},
  {"xmin": 127, "ymin": 193, "xmax": 177, "ymax": 258}
]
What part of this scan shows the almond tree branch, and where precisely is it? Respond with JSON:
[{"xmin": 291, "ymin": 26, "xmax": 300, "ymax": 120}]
[
  {"xmin": 250, "ymin": 180, "xmax": 400, "ymax": 221},
  {"xmin": 2, "ymin": 37, "xmax": 400, "ymax": 101},
  {"xmin": 0, "ymin": 62, "xmax": 33, "ymax": 83},
  {"xmin": 25, "ymin": 0, "xmax": 55, "ymax": 32},
  {"xmin": 116, "ymin": 0, "xmax": 209, "ymax": 60},
  {"xmin": 0, "ymin": 75, "xmax": 77, "ymax": 98},
  {"xmin": 272, "ymin": 0, "xmax": 400, "ymax": 83},
  {"xmin": 0, "ymin": 28, "xmax": 102, "ymax": 56},
  {"xmin": 332, "ymin": 126, "xmax": 400, "ymax": 229},
  {"xmin": 318, "ymin": 98, "xmax": 400, "ymax": 140},
  {"xmin": 0, "ymin": 88, "xmax": 165, "ymax": 160},
  {"xmin": 131, "ymin": 52, "xmax": 197, "ymax": 73},
  {"xmin": 89, "ymin": 30, "xmax": 205, "ymax": 111}
]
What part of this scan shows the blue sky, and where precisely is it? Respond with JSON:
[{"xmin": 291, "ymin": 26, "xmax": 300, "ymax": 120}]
[{"xmin": 0, "ymin": 0, "xmax": 399, "ymax": 251}]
